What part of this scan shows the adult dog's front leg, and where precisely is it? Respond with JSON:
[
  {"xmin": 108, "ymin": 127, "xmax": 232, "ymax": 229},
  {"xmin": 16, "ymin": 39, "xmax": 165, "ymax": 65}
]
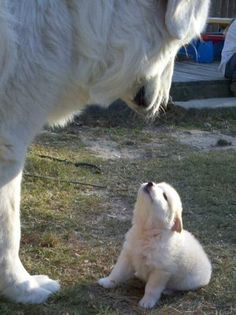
[
  {"xmin": 0, "ymin": 136, "xmax": 60, "ymax": 304},
  {"xmin": 98, "ymin": 249, "xmax": 134, "ymax": 288}
]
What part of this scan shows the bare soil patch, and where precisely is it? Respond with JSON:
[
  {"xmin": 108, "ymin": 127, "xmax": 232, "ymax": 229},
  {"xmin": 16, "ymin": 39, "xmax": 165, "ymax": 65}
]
[{"xmin": 172, "ymin": 130, "xmax": 236, "ymax": 151}]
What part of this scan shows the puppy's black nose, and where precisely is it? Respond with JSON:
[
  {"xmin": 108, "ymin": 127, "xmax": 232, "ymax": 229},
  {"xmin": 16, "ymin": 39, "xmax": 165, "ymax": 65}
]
[
  {"xmin": 144, "ymin": 182, "xmax": 154, "ymax": 194},
  {"xmin": 133, "ymin": 86, "xmax": 149, "ymax": 108}
]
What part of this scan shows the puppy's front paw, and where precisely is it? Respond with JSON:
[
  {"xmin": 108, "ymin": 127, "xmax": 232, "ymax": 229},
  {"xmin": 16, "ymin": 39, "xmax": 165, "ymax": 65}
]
[
  {"xmin": 98, "ymin": 277, "xmax": 116, "ymax": 289},
  {"xmin": 139, "ymin": 296, "xmax": 157, "ymax": 309}
]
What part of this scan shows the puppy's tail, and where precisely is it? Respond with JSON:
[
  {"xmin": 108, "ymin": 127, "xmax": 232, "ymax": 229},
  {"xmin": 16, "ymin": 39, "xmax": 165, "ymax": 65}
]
[{"xmin": 0, "ymin": 2, "xmax": 17, "ymax": 89}]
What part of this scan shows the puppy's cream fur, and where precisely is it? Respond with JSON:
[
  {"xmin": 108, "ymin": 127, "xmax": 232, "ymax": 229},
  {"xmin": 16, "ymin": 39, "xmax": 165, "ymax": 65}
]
[{"xmin": 99, "ymin": 182, "xmax": 212, "ymax": 309}]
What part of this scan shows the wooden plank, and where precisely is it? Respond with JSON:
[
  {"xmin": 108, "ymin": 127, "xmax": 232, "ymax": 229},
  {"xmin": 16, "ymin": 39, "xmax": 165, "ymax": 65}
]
[
  {"xmin": 232, "ymin": 2, "xmax": 236, "ymax": 17},
  {"xmin": 171, "ymin": 79, "xmax": 230, "ymax": 101},
  {"xmin": 208, "ymin": 17, "xmax": 232, "ymax": 25},
  {"xmin": 173, "ymin": 61, "xmax": 224, "ymax": 82},
  {"xmin": 221, "ymin": 0, "xmax": 228, "ymax": 18},
  {"xmin": 175, "ymin": 97, "xmax": 236, "ymax": 109},
  {"xmin": 210, "ymin": 0, "xmax": 236, "ymax": 18},
  {"xmin": 215, "ymin": 0, "xmax": 222, "ymax": 17}
]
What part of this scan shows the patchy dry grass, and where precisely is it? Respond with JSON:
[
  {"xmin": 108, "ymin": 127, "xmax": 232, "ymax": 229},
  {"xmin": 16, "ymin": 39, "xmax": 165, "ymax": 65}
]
[{"xmin": 1, "ymin": 105, "xmax": 236, "ymax": 314}]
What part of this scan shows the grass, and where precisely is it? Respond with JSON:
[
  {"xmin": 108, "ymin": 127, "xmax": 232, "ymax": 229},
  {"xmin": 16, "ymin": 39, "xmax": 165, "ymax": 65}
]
[{"xmin": 1, "ymin": 104, "xmax": 236, "ymax": 314}]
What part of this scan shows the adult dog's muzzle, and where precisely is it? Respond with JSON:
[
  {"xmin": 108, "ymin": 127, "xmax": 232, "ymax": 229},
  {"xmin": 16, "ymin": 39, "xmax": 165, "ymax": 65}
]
[{"xmin": 133, "ymin": 86, "xmax": 149, "ymax": 108}]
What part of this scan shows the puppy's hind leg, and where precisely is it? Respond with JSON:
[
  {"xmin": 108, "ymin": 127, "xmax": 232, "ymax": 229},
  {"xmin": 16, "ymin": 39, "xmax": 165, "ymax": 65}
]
[
  {"xmin": 98, "ymin": 249, "xmax": 134, "ymax": 289},
  {"xmin": 139, "ymin": 270, "xmax": 170, "ymax": 309}
]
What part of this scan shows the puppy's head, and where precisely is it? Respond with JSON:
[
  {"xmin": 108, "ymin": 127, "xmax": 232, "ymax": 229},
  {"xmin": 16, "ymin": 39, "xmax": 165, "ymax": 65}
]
[{"xmin": 134, "ymin": 182, "xmax": 183, "ymax": 233}]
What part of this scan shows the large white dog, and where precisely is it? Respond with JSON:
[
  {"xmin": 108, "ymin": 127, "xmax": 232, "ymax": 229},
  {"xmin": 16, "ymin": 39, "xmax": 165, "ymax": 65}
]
[{"xmin": 0, "ymin": 0, "xmax": 209, "ymax": 304}]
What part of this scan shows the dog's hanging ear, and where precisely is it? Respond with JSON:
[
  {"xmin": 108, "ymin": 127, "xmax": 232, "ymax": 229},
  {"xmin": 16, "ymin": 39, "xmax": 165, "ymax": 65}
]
[
  {"xmin": 165, "ymin": 0, "xmax": 210, "ymax": 40},
  {"xmin": 171, "ymin": 213, "xmax": 183, "ymax": 233},
  {"xmin": 165, "ymin": 0, "xmax": 194, "ymax": 40}
]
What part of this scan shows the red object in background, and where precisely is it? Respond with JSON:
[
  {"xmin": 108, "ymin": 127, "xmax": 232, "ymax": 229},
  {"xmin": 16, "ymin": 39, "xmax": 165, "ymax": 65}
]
[{"xmin": 201, "ymin": 34, "xmax": 225, "ymax": 42}]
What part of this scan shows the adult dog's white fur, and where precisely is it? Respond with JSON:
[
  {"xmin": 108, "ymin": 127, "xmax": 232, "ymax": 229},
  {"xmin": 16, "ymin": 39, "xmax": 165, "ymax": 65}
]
[
  {"xmin": 99, "ymin": 182, "xmax": 212, "ymax": 309},
  {"xmin": 0, "ymin": 0, "xmax": 210, "ymax": 304}
]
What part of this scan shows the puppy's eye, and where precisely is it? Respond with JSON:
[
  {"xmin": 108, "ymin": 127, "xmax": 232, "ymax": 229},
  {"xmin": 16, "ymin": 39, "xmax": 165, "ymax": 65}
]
[{"xmin": 163, "ymin": 192, "xmax": 168, "ymax": 201}]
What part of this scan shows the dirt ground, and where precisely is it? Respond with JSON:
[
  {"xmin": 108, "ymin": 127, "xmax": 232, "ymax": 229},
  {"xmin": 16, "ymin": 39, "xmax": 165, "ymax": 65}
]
[
  {"xmin": 1, "ymin": 104, "xmax": 235, "ymax": 315},
  {"xmin": 81, "ymin": 127, "xmax": 236, "ymax": 159}
]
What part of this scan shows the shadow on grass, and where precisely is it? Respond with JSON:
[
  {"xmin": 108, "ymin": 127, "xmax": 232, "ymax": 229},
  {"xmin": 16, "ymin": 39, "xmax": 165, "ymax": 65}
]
[
  {"xmin": 55, "ymin": 279, "xmax": 188, "ymax": 315},
  {"xmin": 72, "ymin": 99, "xmax": 236, "ymax": 132}
]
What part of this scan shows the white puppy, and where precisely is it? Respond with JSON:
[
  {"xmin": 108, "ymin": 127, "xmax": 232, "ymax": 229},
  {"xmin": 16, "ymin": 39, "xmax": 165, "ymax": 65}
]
[
  {"xmin": 0, "ymin": 0, "xmax": 210, "ymax": 304},
  {"xmin": 99, "ymin": 182, "xmax": 212, "ymax": 309}
]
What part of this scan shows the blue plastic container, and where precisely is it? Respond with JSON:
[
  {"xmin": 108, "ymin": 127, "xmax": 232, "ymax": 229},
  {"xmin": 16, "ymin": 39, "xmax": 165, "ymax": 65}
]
[
  {"xmin": 178, "ymin": 35, "xmax": 224, "ymax": 63},
  {"xmin": 195, "ymin": 41, "xmax": 214, "ymax": 63},
  {"xmin": 201, "ymin": 33, "xmax": 224, "ymax": 61},
  {"xmin": 177, "ymin": 40, "xmax": 199, "ymax": 60}
]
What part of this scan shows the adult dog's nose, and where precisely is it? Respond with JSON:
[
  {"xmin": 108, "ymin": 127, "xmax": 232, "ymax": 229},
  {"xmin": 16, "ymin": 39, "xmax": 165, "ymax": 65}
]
[{"xmin": 133, "ymin": 86, "xmax": 149, "ymax": 108}]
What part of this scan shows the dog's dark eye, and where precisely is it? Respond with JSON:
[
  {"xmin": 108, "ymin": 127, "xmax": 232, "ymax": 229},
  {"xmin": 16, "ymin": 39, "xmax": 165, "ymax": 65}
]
[{"xmin": 163, "ymin": 192, "xmax": 168, "ymax": 201}]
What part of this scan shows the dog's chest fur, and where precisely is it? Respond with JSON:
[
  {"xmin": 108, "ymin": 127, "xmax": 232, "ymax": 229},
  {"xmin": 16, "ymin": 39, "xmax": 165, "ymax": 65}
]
[{"xmin": 124, "ymin": 227, "xmax": 175, "ymax": 281}]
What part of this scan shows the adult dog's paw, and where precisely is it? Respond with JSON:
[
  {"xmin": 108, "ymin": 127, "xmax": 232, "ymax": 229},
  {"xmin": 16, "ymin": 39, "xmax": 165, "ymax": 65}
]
[
  {"xmin": 32, "ymin": 275, "xmax": 60, "ymax": 293},
  {"xmin": 2, "ymin": 275, "xmax": 60, "ymax": 304},
  {"xmin": 98, "ymin": 277, "xmax": 116, "ymax": 289}
]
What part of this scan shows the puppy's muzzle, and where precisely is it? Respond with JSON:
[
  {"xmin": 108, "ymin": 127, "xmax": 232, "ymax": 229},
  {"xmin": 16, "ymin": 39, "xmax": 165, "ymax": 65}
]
[{"xmin": 144, "ymin": 182, "xmax": 154, "ymax": 193}]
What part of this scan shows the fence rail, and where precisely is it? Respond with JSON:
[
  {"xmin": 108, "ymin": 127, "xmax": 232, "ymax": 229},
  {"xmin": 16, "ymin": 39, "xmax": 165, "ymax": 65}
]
[{"xmin": 210, "ymin": 0, "xmax": 236, "ymax": 18}]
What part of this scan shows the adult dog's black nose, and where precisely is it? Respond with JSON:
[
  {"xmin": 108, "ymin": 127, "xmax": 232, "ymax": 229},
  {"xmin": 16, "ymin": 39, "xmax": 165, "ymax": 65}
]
[{"xmin": 133, "ymin": 86, "xmax": 149, "ymax": 108}]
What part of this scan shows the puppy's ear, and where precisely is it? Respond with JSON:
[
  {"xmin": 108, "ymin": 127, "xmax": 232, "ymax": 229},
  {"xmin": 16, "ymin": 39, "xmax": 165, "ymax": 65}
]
[
  {"xmin": 171, "ymin": 214, "xmax": 183, "ymax": 233},
  {"xmin": 165, "ymin": 0, "xmax": 209, "ymax": 40}
]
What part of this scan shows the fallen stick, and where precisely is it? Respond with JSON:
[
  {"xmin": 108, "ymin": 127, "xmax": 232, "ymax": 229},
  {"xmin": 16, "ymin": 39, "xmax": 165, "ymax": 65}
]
[
  {"xmin": 24, "ymin": 172, "xmax": 106, "ymax": 189},
  {"xmin": 38, "ymin": 154, "xmax": 102, "ymax": 173}
]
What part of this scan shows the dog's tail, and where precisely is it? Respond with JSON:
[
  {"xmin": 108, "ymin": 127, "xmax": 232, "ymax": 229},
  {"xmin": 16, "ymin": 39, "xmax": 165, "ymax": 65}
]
[{"xmin": 0, "ymin": 1, "xmax": 17, "ymax": 89}]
